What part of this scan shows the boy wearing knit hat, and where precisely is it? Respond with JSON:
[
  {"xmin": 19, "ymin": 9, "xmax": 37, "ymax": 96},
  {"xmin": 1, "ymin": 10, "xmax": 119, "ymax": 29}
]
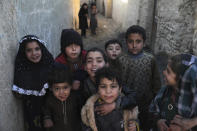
[{"xmin": 55, "ymin": 29, "xmax": 87, "ymax": 103}]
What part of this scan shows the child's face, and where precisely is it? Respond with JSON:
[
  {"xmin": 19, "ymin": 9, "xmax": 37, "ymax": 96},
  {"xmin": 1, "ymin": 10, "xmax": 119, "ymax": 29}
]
[
  {"xmin": 25, "ymin": 41, "xmax": 42, "ymax": 63},
  {"xmin": 84, "ymin": 5, "xmax": 88, "ymax": 9},
  {"xmin": 98, "ymin": 78, "xmax": 121, "ymax": 104},
  {"xmin": 92, "ymin": 5, "xmax": 96, "ymax": 10},
  {"xmin": 127, "ymin": 33, "xmax": 144, "ymax": 55},
  {"xmin": 163, "ymin": 63, "xmax": 177, "ymax": 87},
  {"xmin": 52, "ymin": 82, "xmax": 71, "ymax": 102},
  {"xmin": 106, "ymin": 43, "xmax": 122, "ymax": 60},
  {"xmin": 85, "ymin": 51, "xmax": 106, "ymax": 79},
  {"xmin": 65, "ymin": 43, "xmax": 81, "ymax": 60}
]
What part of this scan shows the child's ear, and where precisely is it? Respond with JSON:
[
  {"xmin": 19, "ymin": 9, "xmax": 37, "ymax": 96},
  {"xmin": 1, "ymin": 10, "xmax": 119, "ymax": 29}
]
[
  {"xmin": 105, "ymin": 62, "xmax": 109, "ymax": 67},
  {"xmin": 119, "ymin": 87, "xmax": 122, "ymax": 93},
  {"xmin": 84, "ymin": 64, "xmax": 87, "ymax": 71}
]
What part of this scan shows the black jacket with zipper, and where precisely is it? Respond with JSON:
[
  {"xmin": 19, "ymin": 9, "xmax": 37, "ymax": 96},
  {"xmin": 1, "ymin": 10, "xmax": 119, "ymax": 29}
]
[{"xmin": 43, "ymin": 92, "xmax": 82, "ymax": 131}]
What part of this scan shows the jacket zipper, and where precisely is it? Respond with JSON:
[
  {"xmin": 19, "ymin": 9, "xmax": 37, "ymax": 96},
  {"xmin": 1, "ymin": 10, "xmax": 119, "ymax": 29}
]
[{"xmin": 62, "ymin": 101, "xmax": 67, "ymax": 125}]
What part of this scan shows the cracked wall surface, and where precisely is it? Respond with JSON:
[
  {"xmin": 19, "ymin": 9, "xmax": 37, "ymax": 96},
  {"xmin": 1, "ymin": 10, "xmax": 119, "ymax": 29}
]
[{"xmin": 154, "ymin": 0, "xmax": 197, "ymax": 55}]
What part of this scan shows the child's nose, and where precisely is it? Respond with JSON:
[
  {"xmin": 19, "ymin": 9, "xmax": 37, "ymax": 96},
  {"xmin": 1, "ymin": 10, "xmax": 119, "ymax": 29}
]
[
  {"xmin": 106, "ymin": 87, "xmax": 112, "ymax": 93},
  {"xmin": 133, "ymin": 43, "xmax": 137, "ymax": 48},
  {"xmin": 72, "ymin": 46, "xmax": 76, "ymax": 51}
]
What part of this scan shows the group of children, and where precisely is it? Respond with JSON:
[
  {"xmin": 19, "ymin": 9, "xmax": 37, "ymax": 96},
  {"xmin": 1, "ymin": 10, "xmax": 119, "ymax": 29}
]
[
  {"xmin": 78, "ymin": 2, "xmax": 97, "ymax": 37},
  {"xmin": 12, "ymin": 25, "xmax": 197, "ymax": 131}
]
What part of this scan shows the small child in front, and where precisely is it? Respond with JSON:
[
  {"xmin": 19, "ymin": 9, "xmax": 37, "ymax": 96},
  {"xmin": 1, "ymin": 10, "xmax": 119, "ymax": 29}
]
[
  {"xmin": 81, "ymin": 67, "xmax": 139, "ymax": 131},
  {"xmin": 43, "ymin": 65, "xmax": 82, "ymax": 131}
]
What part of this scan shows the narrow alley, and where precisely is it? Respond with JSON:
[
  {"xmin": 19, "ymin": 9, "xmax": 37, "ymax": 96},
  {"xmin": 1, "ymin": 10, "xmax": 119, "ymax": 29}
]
[
  {"xmin": 0, "ymin": 0, "xmax": 197, "ymax": 130},
  {"xmin": 77, "ymin": 13, "xmax": 122, "ymax": 50}
]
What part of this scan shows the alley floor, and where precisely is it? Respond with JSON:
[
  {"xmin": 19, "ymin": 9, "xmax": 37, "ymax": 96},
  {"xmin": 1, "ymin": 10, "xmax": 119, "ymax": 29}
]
[{"xmin": 77, "ymin": 13, "xmax": 122, "ymax": 50}]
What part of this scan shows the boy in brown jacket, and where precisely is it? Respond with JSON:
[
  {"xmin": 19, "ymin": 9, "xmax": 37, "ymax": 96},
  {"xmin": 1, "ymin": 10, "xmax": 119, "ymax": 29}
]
[
  {"xmin": 81, "ymin": 67, "xmax": 139, "ymax": 131},
  {"xmin": 43, "ymin": 64, "xmax": 82, "ymax": 131}
]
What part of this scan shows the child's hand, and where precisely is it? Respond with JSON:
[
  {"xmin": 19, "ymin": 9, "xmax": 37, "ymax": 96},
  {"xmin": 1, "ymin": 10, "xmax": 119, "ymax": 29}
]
[
  {"xmin": 44, "ymin": 119, "xmax": 54, "ymax": 128},
  {"xmin": 128, "ymin": 120, "xmax": 137, "ymax": 131},
  {"xmin": 95, "ymin": 102, "xmax": 115, "ymax": 116},
  {"xmin": 168, "ymin": 124, "xmax": 182, "ymax": 131},
  {"xmin": 72, "ymin": 80, "xmax": 80, "ymax": 90},
  {"xmin": 157, "ymin": 119, "xmax": 169, "ymax": 131},
  {"xmin": 171, "ymin": 115, "xmax": 192, "ymax": 130}
]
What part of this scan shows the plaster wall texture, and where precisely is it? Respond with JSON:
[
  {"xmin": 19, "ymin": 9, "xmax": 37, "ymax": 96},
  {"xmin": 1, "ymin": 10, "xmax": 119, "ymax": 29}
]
[
  {"xmin": 112, "ymin": 0, "xmax": 128, "ymax": 30},
  {"xmin": 0, "ymin": 0, "xmax": 74, "ymax": 130},
  {"xmin": 193, "ymin": 3, "xmax": 197, "ymax": 55},
  {"xmin": 73, "ymin": 0, "xmax": 80, "ymax": 30},
  {"xmin": 0, "ymin": 0, "xmax": 24, "ymax": 131},
  {"xmin": 96, "ymin": 0, "xmax": 104, "ymax": 15},
  {"xmin": 112, "ymin": 0, "xmax": 154, "ymax": 46},
  {"xmin": 81, "ymin": 0, "xmax": 89, "ymax": 5},
  {"xmin": 104, "ymin": 0, "xmax": 112, "ymax": 18},
  {"xmin": 154, "ymin": 0, "xmax": 197, "ymax": 55},
  {"xmin": 16, "ymin": 0, "xmax": 73, "ymax": 57}
]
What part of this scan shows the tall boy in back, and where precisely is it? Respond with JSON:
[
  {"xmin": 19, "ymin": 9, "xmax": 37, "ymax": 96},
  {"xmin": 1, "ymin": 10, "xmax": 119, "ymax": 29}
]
[
  {"xmin": 43, "ymin": 65, "xmax": 82, "ymax": 131},
  {"xmin": 117, "ymin": 25, "xmax": 161, "ymax": 130},
  {"xmin": 81, "ymin": 67, "xmax": 139, "ymax": 131}
]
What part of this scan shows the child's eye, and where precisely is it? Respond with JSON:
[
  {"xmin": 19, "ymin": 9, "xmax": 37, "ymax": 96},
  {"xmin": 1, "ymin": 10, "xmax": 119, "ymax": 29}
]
[
  {"xmin": 127, "ymin": 40, "xmax": 134, "ymax": 43},
  {"xmin": 54, "ymin": 87, "xmax": 59, "ymax": 91},
  {"xmin": 35, "ymin": 47, "xmax": 41, "ymax": 51},
  {"xmin": 97, "ymin": 60, "xmax": 103, "ymax": 63},
  {"xmin": 116, "ymin": 48, "xmax": 121, "ymax": 51},
  {"xmin": 26, "ymin": 48, "xmax": 32, "ymax": 53},
  {"xmin": 99, "ymin": 85, "xmax": 106, "ymax": 88},
  {"xmin": 136, "ymin": 40, "xmax": 142, "ymax": 43},
  {"xmin": 107, "ymin": 48, "xmax": 113, "ymax": 51},
  {"xmin": 63, "ymin": 86, "xmax": 69, "ymax": 89},
  {"xmin": 87, "ymin": 60, "xmax": 92, "ymax": 63},
  {"xmin": 111, "ymin": 85, "xmax": 118, "ymax": 88}
]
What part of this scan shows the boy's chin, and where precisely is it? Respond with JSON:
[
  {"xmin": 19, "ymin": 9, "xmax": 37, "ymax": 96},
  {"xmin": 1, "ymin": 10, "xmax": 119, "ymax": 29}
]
[{"xmin": 57, "ymin": 97, "xmax": 68, "ymax": 102}]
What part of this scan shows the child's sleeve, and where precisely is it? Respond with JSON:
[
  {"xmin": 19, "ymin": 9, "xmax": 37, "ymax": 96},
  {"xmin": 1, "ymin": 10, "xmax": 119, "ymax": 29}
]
[
  {"xmin": 151, "ymin": 57, "xmax": 161, "ymax": 96},
  {"xmin": 116, "ymin": 86, "xmax": 137, "ymax": 110},
  {"xmin": 81, "ymin": 122, "xmax": 93, "ymax": 131},
  {"xmin": 42, "ymin": 96, "xmax": 52, "ymax": 120}
]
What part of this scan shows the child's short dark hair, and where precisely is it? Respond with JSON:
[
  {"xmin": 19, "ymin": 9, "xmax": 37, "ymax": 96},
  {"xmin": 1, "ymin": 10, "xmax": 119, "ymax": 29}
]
[
  {"xmin": 86, "ymin": 47, "xmax": 108, "ymax": 63},
  {"xmin": 169, "ymin": 54, "xmax": 193, "ymax": 81},
  {"xmin": 104, "ymin": 39, "xmax": 122, "ymax": 50},
  {"xmin": 95, "ymin": 67, "xmax": 122, "ymax": 89},
  {"xmin": 125, "ymin": 25, "xmax": 146, "ymax": 41},
  {"xmin": 48, "ymin": 64, "xmax": 73, "ymax": 87}
]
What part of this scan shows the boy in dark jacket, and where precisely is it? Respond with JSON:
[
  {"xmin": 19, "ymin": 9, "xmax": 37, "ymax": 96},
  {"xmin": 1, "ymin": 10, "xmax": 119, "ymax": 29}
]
[{"xmin": 43, "ymin": 65, "xmax": 82, "ymax": 131}]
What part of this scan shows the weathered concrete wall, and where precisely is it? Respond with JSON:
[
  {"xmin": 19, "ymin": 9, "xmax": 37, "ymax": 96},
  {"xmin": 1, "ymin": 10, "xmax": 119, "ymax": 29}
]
[
  {"xmin": 154, "ymin": 0, "xmax": 197, "ymax": 55},
  {"xmin": 73, "ymin": 0, "xmax": 80, "ymax": 29},
  {"xmin": 104, "ymin": 0, "xmax": 112, "ymax": 18},
  {"xmin": 96, "ymin": 0, "xmax": 104, "ymax": 14},
  {"xmin": 0, "ymin": 0, "xmax": 74, "ymax": 130},
  {"xmin": 112, "ymin": 0, "xmax": 154, "ymax": 46},
  {"xmin": 16, "ymin": 0, "xmax": 73, "ymax": 57},
  {"xmin": 112, "ymin": 0, "xmax": 128, "ymax": 28},
  {"xmin": 0, "ymin": 0, "xmax": 24, "ymax": 131},
  {"xmin": 193, "ymin": 3, "xmax": 197, "ymax": 55}
]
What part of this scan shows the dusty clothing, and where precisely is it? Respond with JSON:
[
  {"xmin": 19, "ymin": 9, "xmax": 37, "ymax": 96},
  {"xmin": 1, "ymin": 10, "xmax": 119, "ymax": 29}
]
[
  {"xmin": 83, "ymin": 77, "xmax": 97, "ymax": 100},
  {"xmin": 117, "ymin": 51, "xmax": 161, "ymax": 109},
  {"xmin": 43, "ymin": 92, "xmax": 82, "ymax": 131},
  {"xmin": 55, "ymin": 50, "xmax": 87, "ymax": 73},
  {"xmin": 81, "ymin": 94, "xmax": 139, "ymax": 131},
  {"xmin": 90, "ymin": 13, "xmax": 97, "ymax": 34},
  {"xmin": 116, "ymin": 51, "xmax": 161, "ymax": 130},
  {"xmin": 149, "ymin": 86, "xmax": 179, "ymax": 129},
  {"xmin": 79, "ymin": 7, "xmax": 88, "ymax": 30}
]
